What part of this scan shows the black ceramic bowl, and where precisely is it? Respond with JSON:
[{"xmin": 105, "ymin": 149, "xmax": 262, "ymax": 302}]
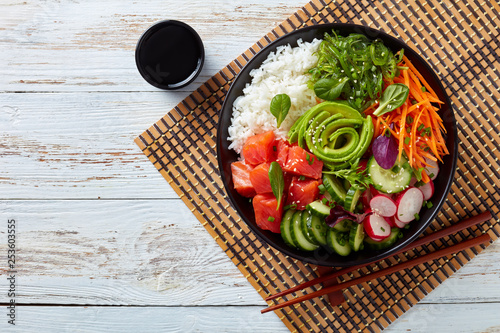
[{"xmin": 217, "ymin": 23, "xmax": 457, "ymax": 267}]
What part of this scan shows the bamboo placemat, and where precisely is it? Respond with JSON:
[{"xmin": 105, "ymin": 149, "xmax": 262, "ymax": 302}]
[{"xmin": 135, "ymin": 0, "xmax": 500, "ymax": 331}]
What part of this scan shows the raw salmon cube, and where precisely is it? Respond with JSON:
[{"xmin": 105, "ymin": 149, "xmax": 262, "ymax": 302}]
[
  {"xmin": 241, "ymin": 131, "xmax": 276, "ymax": 165},
  {"xmin": 286, "ymin": 176, "xmax": 320, "ymax": 210},
  {"xmin": 253, "ymin": 193, "xmax": 283, "ymax": 233},
  {"xmin": 283, "ymin": 146, "xmax": 323, "ymax": 179},
  {"xmin": 230, "ymin": 161, "xmax": 256, "ymax": 198},
  {"xmin": 249, "ymin": 163, "xmax": 272, "ymax": 194}
]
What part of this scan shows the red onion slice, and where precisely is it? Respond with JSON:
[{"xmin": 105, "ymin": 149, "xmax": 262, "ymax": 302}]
[{"xmin": 372, "ymin": 134, "xmax": 398, "ymax": 169}]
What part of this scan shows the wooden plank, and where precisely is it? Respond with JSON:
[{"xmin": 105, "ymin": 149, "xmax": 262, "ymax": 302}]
[
  {"xmin": 0, "ymin": 92, "xmax": 191, "ymax": 199},
  {"xmin": 0, "ymin": 199, "xmax": 263, "ymax": 306},
  {"xmin": 0, "ymin": 306, "xmax": 288, "ymax": 332},
  {"xmin": 0, "ymin": 0, "xmax": 306, "ymax": 92},
  {"xmin": 1, "ymin": 303, "xmax": 499, "ymax": 332},
  {"xmin": 1, "ymin": 0, "xmax": 499, "ymax": 331},
  {"xmin": 0, "ymin": 199, "xmax": 499, "ymax": 306},
  {"xmin": 385, "ymin": 303, "xmax": 500, "ymax": 333}
]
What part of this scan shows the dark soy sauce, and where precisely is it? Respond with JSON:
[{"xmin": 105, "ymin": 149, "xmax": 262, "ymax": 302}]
[{"xmin": 136, "ymin": 20, "xmax": 204, "ymax": 90}]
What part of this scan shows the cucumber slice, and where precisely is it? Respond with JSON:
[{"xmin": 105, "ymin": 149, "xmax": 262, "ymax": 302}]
[
  {"xmin": 322, "ymin": 174, "xmax": 346, "ymax": 205},
  {"xmin": 333, "ymin": 219, "xmax": 352, "ymax": 232},
  {"xmin": 300, "ymin": 211, "xmax": 320, "ymax": 245},
  {"xmin": 326, "ymin": 229, "xmax": 352, "ymax": 256},
  {"xmin": 309, "ymin": 214, "xmax": 328, "ymax": 246},
  {"xmin": 280, "ymin": 209, "xmax": 297, "ymax": 248},
  {"xmin": 306, "ymin": 200, "xmax": 331, "ymax": 219},
  {"xmin": 368, "ymin": 155, "xmax": 412, "ymax": 194},
  {"xmin": 344, "ymin": 187, "xmax": 364, "ymax": 212},
  {"xmin": 343, "ymin": 178, "xmax": 351, "ymax": 191},
  {"xmin": 364, "ymin": 227, "xmax": 402, "ymax": 250},
  {"xmin": 349, "ymin": 223, "xmax": 365, "ymax": 251},
  {"xmin": 290, "ymin": 211, "xmax": 320, "ymax": 251}
]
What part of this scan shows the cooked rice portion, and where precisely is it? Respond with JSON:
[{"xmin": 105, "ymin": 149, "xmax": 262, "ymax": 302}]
[{"xmin": 228, "ymin": 38, "xmax": 321, "ymax": 153}]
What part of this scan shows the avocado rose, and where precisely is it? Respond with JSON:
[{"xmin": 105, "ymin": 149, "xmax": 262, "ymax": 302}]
[{"xmin": 288, "ymin": 101, "xmax": 374, "ymax": 170}]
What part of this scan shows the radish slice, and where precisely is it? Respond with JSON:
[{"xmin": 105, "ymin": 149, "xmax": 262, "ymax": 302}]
[
  {"xmin": 409, "ymin": 177, "xmax": 417, "ymax": 187},
  {"xmin": 385, "ymin": 216, "xmax": 397, "ymax": 228},
  {"xmin": 394, "ymin": 216, "xmax": 408, "ymax": 228},
  {"xmin": 369, "ymin": 185, "xmax": 392, "ymax": 199},
  {"xmin": 318, "ymin": 193, "xmax": 330, "ymax": 205},
  {"xmin": 417, "ymin": 181, "xmax": 434, "ymax": 201},
  {"xmin": 370, "ymin": 195, "xmax": 397, "ymax": 217},
  {"xmin": 385, "ymin": 216, "xmax": 408, "ymax": 228},
  {"xmin": 361, "ymin": 188, "xmax": 372, "ymax": 207},
  {"xmin": 395, "ymin": 187, "xmax": 424, "ymax": 223},
  {"xmin": 363, "ymin": 214, "xmax": 391, "ymax": 241},
  {"xmin": 424, "ymin": 157, "xmax": 439, "ymax": 180}
]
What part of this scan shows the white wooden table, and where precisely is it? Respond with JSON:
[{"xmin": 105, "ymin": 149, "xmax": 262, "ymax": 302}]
[{"xmin": 1, "ymin": 1, "xmax": 499, "ymax": 332}]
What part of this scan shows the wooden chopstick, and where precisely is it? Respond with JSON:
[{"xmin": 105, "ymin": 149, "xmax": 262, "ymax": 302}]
[
  {"xmin": 261, "ymin": 233, "xmax": 491, "ymax": 314},
  {"xmin": 266, "ymin": 211, "xmax": 492, "ymax": 302}
]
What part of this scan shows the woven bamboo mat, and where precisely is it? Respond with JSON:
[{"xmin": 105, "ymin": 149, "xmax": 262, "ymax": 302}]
[{"xmin": 135, "ymin": 0, "xmax": 500, "ymax": 331}]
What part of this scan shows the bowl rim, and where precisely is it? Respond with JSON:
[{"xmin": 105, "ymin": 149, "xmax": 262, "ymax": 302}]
[{"xmin": 217, "ymin": 23, "xmax": 458, "ymax": 267}]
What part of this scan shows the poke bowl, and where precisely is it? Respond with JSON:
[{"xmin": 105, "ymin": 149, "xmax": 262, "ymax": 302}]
[{"xmin": 217, "ymin": 23, "xmax": 457, "ymax": 267}]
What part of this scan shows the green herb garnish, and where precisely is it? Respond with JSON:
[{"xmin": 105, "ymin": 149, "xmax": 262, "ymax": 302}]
[
  {"xmin": 322, "ymin": 160, "xmax": 372, "ymax": 189},
  {"xmin": 283, "ymin": 203, "xmax": 297, "ymax": 210},
  {"xmin": 270, "ymin": 93, "xmax": 291, "ymax": 128},
  {"xmin": 268, "ymin": 161, "xmax": 284, "ymax": 210},
  {"xmin": 373, "ymin": 83, "xmax": 410, "ymax": 116},
  {"xmin": 314, "ymin": 77, "xmax": 349, "ymax": 101}
]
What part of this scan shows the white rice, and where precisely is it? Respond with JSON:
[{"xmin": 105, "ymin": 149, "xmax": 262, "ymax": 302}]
[{"xmin": 227, "ymin": 38, "xmax": 322, "ymax": 153}]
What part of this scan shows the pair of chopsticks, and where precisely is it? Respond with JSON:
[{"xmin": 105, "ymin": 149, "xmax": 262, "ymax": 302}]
[{"xmin": 261, "ymin": 211, "xmax": 492, "ymax": 314}]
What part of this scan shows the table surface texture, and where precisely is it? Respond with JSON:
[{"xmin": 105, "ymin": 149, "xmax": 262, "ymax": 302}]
[{"xmin": 1, "ymin": 0, "xmax": 499, "ymax": 332}]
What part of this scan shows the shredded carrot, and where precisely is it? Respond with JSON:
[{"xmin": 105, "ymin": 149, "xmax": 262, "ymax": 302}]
[
  {"xmin": 398, "ymin": 100, "xmax": 408, "ymax": 163},
  {"xmin": 421, "ymin": 170, "xmax": 431, "ymax": 183},
  {"xmin": 363, "ymin": 100, "xmax": 379, "ymax": 116},
  {"xmin": 403, "ymin": 55, "xmax": 440, "ymax": 100},
  {"xmin": 373, "ymin": 116, "xmax": 381, "ymax": 137},
  {"xmin": 369, "ymin": 58, "xmax": 449, "ymax": 182}
]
